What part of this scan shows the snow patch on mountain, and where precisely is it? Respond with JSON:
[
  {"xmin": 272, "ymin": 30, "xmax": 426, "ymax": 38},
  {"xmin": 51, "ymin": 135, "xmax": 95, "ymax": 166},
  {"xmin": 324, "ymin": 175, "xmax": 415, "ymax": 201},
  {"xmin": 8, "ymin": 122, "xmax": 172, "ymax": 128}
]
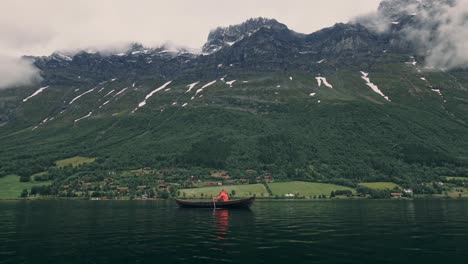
[
  {"xmin": 104, "ymin": 89, "xmax": 115, "ymax": 97},
  {"xmin": 202, "ymin": 18, "xmax": 288, "ymax": 54},
  {"xmin": 69, "ymin": 87, "xmax": 96, "ymax": 104},
  {"xmin": 135, "ymin": 81, "xmax": 172, "ymax": 109},
  {"xmin": 53, "ymin": 52, "xmax": 72, "ymax": 61},
  {"xmin": 113, "ymin": 88, "xmax": 128, "ymax": 97},
  {"xmin": 74, "ymin": 112, "xmax": 92, "ymax": 123},
  {"xmin": 99, "ymin": 100, "xmax": 110, "ymax": 109},
  {"xmin": 194, "ymin": 80, "xmax": 217, "ymax": 97},
  {"xmin": 406, "ymin": 56, "xmax": 417, "ymax": 66},
  {"xmin": 360, "ymin": 71, "xmax": 390, "ymax": 101},
  {"xmin": 226, "ymin": 80, "xmax": 236, "ymax": 87},
  {"xmin": 431, "ymin": 89, "xmax": 442, "ymax": 96},
  {"xmin": 315, "ymin": 77, "xmax": 333, "ymax": 89},
  {"xmin": 23, "ymin": 86, "xmax": 49, "ymax": 102},
  {"xmin": 185, "ymin": 81, "xmax": 200, "ymax": 93}
]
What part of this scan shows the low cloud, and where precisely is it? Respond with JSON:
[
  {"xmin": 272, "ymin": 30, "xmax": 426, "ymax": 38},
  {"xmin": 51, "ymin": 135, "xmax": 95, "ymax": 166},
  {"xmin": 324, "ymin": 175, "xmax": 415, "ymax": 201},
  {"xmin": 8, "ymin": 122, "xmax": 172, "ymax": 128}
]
[
  {"xmin": 355, "ymin": 0, "xmax": 468, "ymax": 70},
  {"xmin": 0, "ymin": 56, "xmax": 41, "ymax": 89},
  {"xmin": 416, "ymin": 1, "xmax": 468, "ymax": 69}
]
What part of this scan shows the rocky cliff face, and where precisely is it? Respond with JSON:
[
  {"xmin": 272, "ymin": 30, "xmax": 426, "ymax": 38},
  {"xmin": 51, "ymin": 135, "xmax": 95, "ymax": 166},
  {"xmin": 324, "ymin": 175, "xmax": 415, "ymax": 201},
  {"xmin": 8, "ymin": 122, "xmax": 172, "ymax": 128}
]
[
  {"xmin": 28, "ymin": 20, "xmax": 396, "ymax": 86},
  {"xmin": 201, "ymin": 17, "xmax": 290, "ymax": 54}
]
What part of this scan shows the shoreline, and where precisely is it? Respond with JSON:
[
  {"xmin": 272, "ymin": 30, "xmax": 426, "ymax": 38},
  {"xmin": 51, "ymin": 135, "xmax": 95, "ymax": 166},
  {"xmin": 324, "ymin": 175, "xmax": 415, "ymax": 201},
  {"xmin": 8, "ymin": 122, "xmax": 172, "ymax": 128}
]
[{"xmin": 2, "ymin": 196, "xmax": 468, "ymax": 201}]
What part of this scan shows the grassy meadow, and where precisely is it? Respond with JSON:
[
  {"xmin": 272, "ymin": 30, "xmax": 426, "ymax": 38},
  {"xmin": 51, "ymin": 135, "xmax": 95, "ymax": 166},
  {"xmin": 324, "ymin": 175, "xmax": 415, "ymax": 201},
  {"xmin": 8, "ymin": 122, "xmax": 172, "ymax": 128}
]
[
  {"xmin": 179, "ymin": 181, "xmax": 355, "ymax": 199},
  {"xmin": 0, "ymin": 175, "xmax": 51, "ymax": 198},
  {"xmin": 445, "ymin": 177, "xmax": 468, "ymax": 181},
  {"xmin": 359, "ymin": 182, "xmax": 401, "ymax": 190},
  {"xmin": 55, "ymin": 156, "xmax": 96, "ymax": 168},
  {"xmin": 268, "ymin": 181, "xmax": 355, "ymax": 197},
  {"xmin": 179, "ymin": 184, "xmax": 269, "ymax": 198}
]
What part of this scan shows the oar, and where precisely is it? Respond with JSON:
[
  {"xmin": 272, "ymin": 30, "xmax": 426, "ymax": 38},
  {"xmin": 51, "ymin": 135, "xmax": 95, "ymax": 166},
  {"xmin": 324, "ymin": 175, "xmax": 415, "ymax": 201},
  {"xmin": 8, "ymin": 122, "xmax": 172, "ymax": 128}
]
[{"xmin": 213, "ymin": 198, "xmax": 216, "ymax": 210}]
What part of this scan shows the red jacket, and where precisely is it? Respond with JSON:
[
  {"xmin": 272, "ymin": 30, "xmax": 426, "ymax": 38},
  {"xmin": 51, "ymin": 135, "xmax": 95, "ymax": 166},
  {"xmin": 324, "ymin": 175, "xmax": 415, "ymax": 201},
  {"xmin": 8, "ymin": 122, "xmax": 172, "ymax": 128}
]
[{"xmin": 215, "ymin": 190, "xmax": 229, "ymax": 201}]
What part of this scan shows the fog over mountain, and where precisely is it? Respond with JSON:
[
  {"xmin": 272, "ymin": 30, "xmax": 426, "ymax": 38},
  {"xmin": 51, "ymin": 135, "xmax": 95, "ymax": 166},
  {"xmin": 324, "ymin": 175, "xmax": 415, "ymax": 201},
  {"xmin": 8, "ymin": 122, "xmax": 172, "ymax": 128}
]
[
  {"xmin": 0, "ymin": 56, "xmax": 41, "ymax": 89},
  {"xmin": 356, "ymin": 0, "xmax": 468, "ymax": 69}
]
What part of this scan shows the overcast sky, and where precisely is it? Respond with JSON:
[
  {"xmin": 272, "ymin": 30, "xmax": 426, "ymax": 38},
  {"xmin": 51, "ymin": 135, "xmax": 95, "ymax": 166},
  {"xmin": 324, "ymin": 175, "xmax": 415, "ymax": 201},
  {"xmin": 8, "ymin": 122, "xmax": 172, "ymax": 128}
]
[{"xmin": 0, "ymin": 0, "xmax": 381, "ymax": 56}]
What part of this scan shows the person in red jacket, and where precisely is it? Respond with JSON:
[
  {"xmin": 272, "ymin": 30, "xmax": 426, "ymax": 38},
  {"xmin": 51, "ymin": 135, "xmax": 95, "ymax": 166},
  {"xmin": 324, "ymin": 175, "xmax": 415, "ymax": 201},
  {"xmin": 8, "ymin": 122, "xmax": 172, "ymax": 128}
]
[{"xmin": 214, "ymin": 189, "xmax": 230, "ymax": 202}]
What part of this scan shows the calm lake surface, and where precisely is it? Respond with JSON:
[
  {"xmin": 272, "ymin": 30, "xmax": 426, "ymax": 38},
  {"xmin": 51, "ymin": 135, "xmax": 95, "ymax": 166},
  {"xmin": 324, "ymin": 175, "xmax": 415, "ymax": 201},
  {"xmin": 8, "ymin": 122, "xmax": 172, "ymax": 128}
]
[{"xmin": 1, "ymin": 200, "xmax": 468, "ymax": 264}]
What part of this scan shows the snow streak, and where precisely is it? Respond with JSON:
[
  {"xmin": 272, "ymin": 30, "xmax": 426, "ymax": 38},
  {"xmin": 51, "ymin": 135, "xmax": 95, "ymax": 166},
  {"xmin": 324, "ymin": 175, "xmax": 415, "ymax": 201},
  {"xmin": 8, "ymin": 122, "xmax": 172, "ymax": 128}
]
[
  {"xmin": 74, "ymin": 112, "xmax": 92, "ymax": 123},
  {"xmin": 23, "ymin": 86, "xmax": 49, "ymax": 102},
  {"xmin": 185, "ymin": 81, "xmax": 200, "ymax": 93},
  {"xmin": 194, "ymin": 80, "xmax": 217, "ymax": 97},
  {"xmin": 360, "ymin": 71, "xmax": 390, "ymax": 101},
  {"xmin": 113, "ymin": 87, "xmax": 128, "ymax": 97},
  {"xmin": 69, "ymin": 88, "xmax": 96, "ymax": 104},
  {"xmin": 136, "ymin": 81, "xmax": 172, "ymax": 109}
]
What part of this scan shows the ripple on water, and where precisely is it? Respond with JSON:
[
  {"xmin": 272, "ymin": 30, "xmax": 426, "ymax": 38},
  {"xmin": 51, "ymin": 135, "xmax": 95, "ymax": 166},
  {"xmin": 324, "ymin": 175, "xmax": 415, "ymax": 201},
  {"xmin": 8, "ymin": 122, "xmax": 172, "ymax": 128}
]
[{"xmin": 1, "ymin": 200, "xmax": 468, "ymax": 264}]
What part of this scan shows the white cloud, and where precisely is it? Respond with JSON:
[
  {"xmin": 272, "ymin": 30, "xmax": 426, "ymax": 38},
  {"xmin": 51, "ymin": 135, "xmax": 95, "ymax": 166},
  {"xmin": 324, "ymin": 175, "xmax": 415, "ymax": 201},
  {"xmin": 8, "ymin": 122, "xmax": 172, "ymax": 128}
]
[
  {"xmin": 417, "ymin": 1, "xmax": 468, "ymax": 69},
  {"xmin": 0, "ymin": 0, "xmax": 380, "ymax": 55},
  {"xmin": 355, "ymin": 0, "xmax": 468, "ymax": 70},
  {"xmin": 0, "ymin": 56, "xmax": 41, "ymax": 89}
]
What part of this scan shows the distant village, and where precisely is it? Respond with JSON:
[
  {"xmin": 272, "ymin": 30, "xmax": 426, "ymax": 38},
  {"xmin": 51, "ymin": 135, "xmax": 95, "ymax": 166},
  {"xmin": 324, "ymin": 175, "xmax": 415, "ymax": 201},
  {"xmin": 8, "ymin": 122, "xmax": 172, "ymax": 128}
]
[
  {"xmin": 51, "ymin": 168, "xmax": 275, "ymax": 200},
  {"xmin": 21, "ymin": 165, "xmax": 468, "ymax": 200}
]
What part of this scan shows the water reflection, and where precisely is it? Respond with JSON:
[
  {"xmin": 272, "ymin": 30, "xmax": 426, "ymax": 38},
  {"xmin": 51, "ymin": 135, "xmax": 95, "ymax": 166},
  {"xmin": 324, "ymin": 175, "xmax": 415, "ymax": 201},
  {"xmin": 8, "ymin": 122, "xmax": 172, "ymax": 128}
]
[{"xmin": 214, "ymin": 209, "xmax": 229, "ymax": 240}]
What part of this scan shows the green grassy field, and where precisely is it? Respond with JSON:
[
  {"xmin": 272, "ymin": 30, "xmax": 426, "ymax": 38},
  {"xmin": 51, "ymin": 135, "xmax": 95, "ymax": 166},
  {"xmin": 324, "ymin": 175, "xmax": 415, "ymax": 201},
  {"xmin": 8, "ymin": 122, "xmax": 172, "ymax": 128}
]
[
  {"xmin": 0, "ymin": 175, "xmax": 51, "ymax": 198},
  {"xmin": 445, "ymin": 176, "xmax": 468, "ymax": 181},
  {"xmin": 179, "ymin": 184, "xmax": 269, "ymax": 198},
  {"xmin": 179, "ymin": 181, "xmax": 356, "ymax": 199},
  {"xmin": 55, "ymin": 156, "xmax": 96, "ymax": 168},
  {"xmin": 445, "ymin": 188, "xmax": 468, "ymax": 198},
  {"xmin": 359, "ymin": 182, "xmax": 401, "ymax": 190},
  {"xmin": 268, "ymin": 181, "xmax": 355, "ymax": 197}
]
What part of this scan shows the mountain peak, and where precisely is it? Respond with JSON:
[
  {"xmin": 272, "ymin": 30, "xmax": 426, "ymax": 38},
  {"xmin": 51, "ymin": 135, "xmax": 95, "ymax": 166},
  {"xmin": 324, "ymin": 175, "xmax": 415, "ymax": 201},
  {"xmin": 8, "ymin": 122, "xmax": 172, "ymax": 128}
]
[{"xmin": 202, "ymin": 17, "xmax": 289, "ymax": 54}]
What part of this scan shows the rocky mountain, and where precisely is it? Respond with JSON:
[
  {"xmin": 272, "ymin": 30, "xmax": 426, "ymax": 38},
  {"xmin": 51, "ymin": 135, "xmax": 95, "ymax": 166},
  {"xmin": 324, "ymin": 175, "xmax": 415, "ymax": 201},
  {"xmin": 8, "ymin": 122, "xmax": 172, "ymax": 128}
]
[
  {"xmin": 26, "ymin": 20, "xmax": 397, "ymax": 86},
  {"xmin": 0, "ymin": 0, "xmax": 467, "ymax": 183},
  {"xmin": 202, "ymin": 18, "xmax": 291, "ymax": 54}
]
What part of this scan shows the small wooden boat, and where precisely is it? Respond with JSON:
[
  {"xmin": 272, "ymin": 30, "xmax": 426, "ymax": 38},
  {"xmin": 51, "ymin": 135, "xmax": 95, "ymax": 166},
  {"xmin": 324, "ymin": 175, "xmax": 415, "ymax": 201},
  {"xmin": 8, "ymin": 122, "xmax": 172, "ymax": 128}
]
[{"xmin": 175, "ymin": 197, "xmax": 255, "ymax": 209}]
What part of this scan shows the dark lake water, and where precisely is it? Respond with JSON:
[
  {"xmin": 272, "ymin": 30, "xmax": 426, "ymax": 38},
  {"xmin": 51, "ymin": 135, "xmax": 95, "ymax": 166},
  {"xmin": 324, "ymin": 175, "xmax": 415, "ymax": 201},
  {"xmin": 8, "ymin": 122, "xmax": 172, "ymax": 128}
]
[{"xmin": 1, "ymin": 200, "xmax": 468, "ymax": 264}]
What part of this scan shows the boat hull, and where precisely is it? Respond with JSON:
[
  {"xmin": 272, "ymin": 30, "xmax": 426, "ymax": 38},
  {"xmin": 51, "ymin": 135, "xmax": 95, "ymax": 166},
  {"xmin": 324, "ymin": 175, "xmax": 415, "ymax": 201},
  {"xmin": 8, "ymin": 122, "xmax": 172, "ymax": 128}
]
[{"xmin": 175, "ymin": 197, "xmax": 255, "ymax": 209}]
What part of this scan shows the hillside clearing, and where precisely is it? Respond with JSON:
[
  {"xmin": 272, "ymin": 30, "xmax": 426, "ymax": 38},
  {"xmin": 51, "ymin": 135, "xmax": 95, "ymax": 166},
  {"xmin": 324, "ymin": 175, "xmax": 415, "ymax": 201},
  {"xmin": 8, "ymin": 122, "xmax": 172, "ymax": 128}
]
[
  {"xmin": 55, "ymin": 156, "xmax": 96, "ymax": 168},
  {"xmin": 179, "ymin": 184, "xmax": 269, "ymax": 198},
  {"xmin": 0, "ymin": 175, "xmax": 51, "ymax": 198},
  {"xmin": 179, "ymin": 181, "xmax": 356, "ymax": 199},
  {"xmin": 445, "ymin": 176, "xmax": 468, "ymax": 181},
  {"xmin": 359, "ymin": 182, "xmax": 401, "ymax": 190},
  {"xmin": 268, "ymin": 181, "xmax": 355, "ymax": 197}
]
